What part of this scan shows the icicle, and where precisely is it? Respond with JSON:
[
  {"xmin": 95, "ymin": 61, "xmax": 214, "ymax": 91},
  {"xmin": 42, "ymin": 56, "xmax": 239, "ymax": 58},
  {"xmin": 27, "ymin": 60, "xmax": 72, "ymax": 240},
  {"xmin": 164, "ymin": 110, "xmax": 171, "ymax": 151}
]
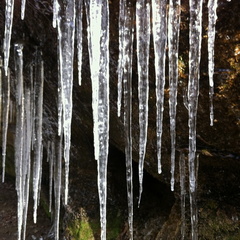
[
  {"xmin": 22, "ymin": 87, "xmax": 32, "ymax": 240},
  {"xmin": 97, "ymin": 2, "xmax": 110, "ymax": 239},
  {"xmin": 168, "ymin": 0, "xmax": 181, "ymax": 191},
  {"xmin": 151, "ymin": 0, "xmax": 167, "ymax": 174},
  {"xmin": 179, "ymin": 151, "xmax": 186, "ymax": 240},
  {"xmin": 56, "ymin": 0, "xmax": 76, "ymax": 205},
  {"xmin": 14, "ymin": 44, "xmax": 24, "ymax": 106},
  {"xmin": 14, "ymin": 43, "xmax": 25, "ymax": 240},
  {"xmin": 0, "ymin": 57, "xmax": 2, "ymax": 132},
  {"xmin": 208, "ymin": 0, "xmax": 218, "ymax": 126},
  {"xmin": 49, "ymin": 141, "xmax": 55, "ymax": 213},
  {"xmin": 21, "ymin": 0, "xmax": 26, "ymax": 20},
  {"xmin": 188, "ymin": 0, "xmax": 203, "ymax": 239},
  {"xmin": 76, "ymin": 0, "xmax": 83, "ymax": 86},
  {"xmin": 54, "ymin": 134, "xmax": 62, "ymax": 240},
  {"xmin": 33, "ymin": 52, "xmax": 44, "ymax": 223},
  {"xmin": 52, "ymin": 0, "xmax": 59, "ymax": 28},
  {"xmin": 2, "ymin": 68, "xmax": 10, "ymax": 183},
  {"xmin": 117, "ymin": 0, "xmax": 125, "ymax": 117},
  {"xmin": 120, "ymin": 2, "xmax": 134, "ymax": 238},
  {"xmin": 47, "ymin": 141, "xmax": 51, "ymax": 163},
  {"xmin": 3, "ymin": 0, "xmax": 14, "ymax": 75},
  {"xmin": 85, "ymin": 0, "xmax": 102, "ymax": 161},
  {"xmin": 136, "ymin": 0, "xmax": 151, "ymax": 207}
]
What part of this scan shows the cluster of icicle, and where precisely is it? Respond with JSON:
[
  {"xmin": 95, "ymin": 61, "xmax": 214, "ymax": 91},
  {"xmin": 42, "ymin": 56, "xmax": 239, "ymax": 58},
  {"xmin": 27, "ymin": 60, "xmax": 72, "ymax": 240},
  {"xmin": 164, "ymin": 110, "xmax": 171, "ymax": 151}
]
[{"xmin": 1, "ymin": 0, "xmax": 219, "ymax": 239}]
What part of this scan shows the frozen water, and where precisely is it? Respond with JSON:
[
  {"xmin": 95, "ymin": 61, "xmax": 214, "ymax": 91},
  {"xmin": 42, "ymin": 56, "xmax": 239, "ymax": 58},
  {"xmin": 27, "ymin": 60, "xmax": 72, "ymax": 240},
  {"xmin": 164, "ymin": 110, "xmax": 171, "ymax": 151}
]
[
  {"xmin": 208, "ymin": 0, "xmax": 218, "ymax": 126},
  {"xmin": 152, "ymin": 0, "xmax": 167, "ymax": 174},
  {"xmin": 76, "ymin": 0, "xmax": 83, "ymax": 86},
  {"xmin": 188, "ymin": 0, "xmax": 203, "ymax": 239},
  {"xmin": 21, "ymin": 0, "xmax": 26, "ymax": 20},
  {"xmin": 168, "ymin": 0, "xmax": 181, "ymax": 191},
  {"xmin": 2, "ymin": 67, "xmax": 10, "ymax": 183},
  {"xmin": 3, "ymin": 0, "xmax": 14, "ymax": 75},
  {"xmin": 56, "ymin": 0, "xmax": 76, "ymax": 205},
  {"xmin": 32, "ymin": 51, "xmax": 44, "ymax": 223},
  {"xmin": 136, "ymin": 0, "xmax": 151, "ymax": 206},
  {"xmin": 179, "ymin": 152, "xmax": 186, "ymax": 240},
  {"xmin": 119, "ymin": 1, "xmax": 134, "ymax": 238}
]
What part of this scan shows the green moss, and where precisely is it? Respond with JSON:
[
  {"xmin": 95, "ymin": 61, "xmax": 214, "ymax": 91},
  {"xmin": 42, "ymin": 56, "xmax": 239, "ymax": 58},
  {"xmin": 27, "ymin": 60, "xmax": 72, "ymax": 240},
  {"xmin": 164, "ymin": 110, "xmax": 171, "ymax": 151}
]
[
  {"xmin": 66, "ymin": 210, "xmax": 123, "ymax": 240},
  {"xmin": 199, "ymin": 200, "xmax": 240, "ymax": 240}
]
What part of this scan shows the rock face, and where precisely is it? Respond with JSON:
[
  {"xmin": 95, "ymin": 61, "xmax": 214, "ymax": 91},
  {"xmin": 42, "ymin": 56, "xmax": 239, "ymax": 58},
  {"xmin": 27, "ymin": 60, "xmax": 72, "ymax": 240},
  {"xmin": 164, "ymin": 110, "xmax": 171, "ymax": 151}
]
[{"xmin": 0, "ymin": 0, "xmax": 239, "ymax": 239}]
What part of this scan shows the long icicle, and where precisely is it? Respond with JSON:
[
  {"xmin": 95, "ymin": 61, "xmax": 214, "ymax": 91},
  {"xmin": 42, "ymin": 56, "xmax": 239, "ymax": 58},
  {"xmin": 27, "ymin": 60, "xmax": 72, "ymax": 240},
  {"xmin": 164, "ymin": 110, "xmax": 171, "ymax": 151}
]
[
  {"xmin": 3, "ymin": 0, "xmax": 14, "ymax": 75},
  {"xmin": 117, "ymin": 0, "xmax": 125, "ymax": 117},
  {"xmin": 56, "ymin": 0, "xmax": 76, "ymax": 205},
  {"xmin": 33, "ymin": 51, "xmax": 44, "ymax": 223},
  {"xmin": 14, "ymin": 43, "xmax": 25, "ymax": 240},
  {"xmin": 152, "ymin": 0, "xmax": 168, "ymax": 174},
  {"xmin": 2, "ymin": 68, "xmax": 10, "ymax": 182},
  {"xmin": 136, "ymin": 0, "xmax": 151, "ymax": 207},
  {"xmin": 22, "ymin": 87, "xmax": 32, "ymax": 240},
  {"xmin": 188, "ymin": 0, "xmax": 203, "ymax": 239},
  {"xmin": 54, "ymin": 133, "xmax": 62, "ymax": 240},
  {"xmin": 207, "ymin": 0, "xmax": 218, "ymax": 126},
  {"xmin": 76, "ymin": 0, "xmax": 83, "ymax": 86},
  {"xmin": 97, "ymin": 1, "xmax": 110, "ymax": 239},
  {"xmin": 122, "ymin": 3, "xmax": 134, "ymax": 238},
  {"xmin": 168, "ymin": 0, "xmax": 181, "ymax": 191},
  {"xmin": 179, "ymin": 151, "xmax": 186, "ymax": 240}
]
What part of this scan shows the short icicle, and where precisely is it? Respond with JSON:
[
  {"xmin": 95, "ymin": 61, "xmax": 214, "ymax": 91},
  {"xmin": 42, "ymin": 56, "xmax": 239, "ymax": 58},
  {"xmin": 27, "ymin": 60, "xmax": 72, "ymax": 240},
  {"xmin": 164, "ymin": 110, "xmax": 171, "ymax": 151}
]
[
  {"xmin": 136, "ymin": 0, "xmax": 151, "ymax": 206},
  {"xmin": 188, "ymin": 0, "xmax": 203, "ymax": 239},
  {"xmin": 3, "ymin": 0, "xmax": 14, "ymax": 75},
  {"xmin": 168, "ymin": 0, "xmax": 181, "ymax": 191},
  {"xmin": 207, "ymin": 0, "xmax": 218, "ymax": 126},
  {"xmin": 56, "ymin": 0, "xmax": 76, "ymax": 205},
  {"xmin": 1, "ymin": 68, "xmax": 10, "ymax": 183},
  {"xmin": 21, "ymin": 0, "xmax": 26, "ymax": 20},
  {"xmin": 151, "ymin": 0, "xmax": 168, "ymax": 174}
]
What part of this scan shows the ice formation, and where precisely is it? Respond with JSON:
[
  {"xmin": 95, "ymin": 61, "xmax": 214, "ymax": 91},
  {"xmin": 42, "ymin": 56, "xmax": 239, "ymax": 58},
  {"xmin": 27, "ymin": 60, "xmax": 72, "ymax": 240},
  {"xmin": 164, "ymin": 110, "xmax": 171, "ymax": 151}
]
[
  {"xmin": 152, "ymin": 0, "xmax": 167, "ymax": 174},
  {"xmin": 208, "ymin": 0, "xmax": 218, "ymax": 126},
  {"xmin": 136, "ymin": 0, "xmax": 151, "ymax": 206},
  {"xmin": 118, "ymin": 0, "xmax": 134, "ymax": 238},
  {"xmin": 168, "ymin": 0, "xmax": 181, "ymax": 191},
  {"xmin": 188, "ymin": 0, "xmax": 203, "ymax": 238},
  {"xmin": 0, "ymin": 0, "xmax": 221, "ymax": 239}
]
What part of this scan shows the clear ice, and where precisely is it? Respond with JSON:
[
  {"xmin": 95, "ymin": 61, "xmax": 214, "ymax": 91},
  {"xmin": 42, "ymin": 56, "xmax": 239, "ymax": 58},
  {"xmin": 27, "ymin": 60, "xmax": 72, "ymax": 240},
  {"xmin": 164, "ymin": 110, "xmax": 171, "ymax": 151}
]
[
  {"xmin": 3, "ymin": 0, "xmax": 14, "ymax": 75},
  {"xmin": 1, "ymin": 64, "xmax": 10, "ymax": 182},
  {"xmin": 188, "ymin": 0, "xmax": 203, "ymax": 239},
  {"xmin": 118, "ymin": 0, "xmax": 134, "ymax": 238},
  {"xmin": 136, "ymin": 0, "xmax": 151, "ymax": 206},
  {"xmin": 208, "ymin": 0, "xmax": 218, "ymax": 126},
  {"xmin": 168, "ymin": 0, "xmax": 181, "ymax": 191},
  {"xmin": 152, "ymin": 0, "xmax": 167, "ymax": 174},
  {"xmin": 56, "ymin": 0, "xmax": 76, "ymax": 205}
]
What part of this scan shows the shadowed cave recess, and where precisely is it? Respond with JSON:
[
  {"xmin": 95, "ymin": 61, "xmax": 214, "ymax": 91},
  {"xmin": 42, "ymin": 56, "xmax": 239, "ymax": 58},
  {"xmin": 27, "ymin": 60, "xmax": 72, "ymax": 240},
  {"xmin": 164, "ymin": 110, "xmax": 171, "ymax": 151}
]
[{"xmin": 0, "ymin": 0, "xmax": 240, "ymax": 240}]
